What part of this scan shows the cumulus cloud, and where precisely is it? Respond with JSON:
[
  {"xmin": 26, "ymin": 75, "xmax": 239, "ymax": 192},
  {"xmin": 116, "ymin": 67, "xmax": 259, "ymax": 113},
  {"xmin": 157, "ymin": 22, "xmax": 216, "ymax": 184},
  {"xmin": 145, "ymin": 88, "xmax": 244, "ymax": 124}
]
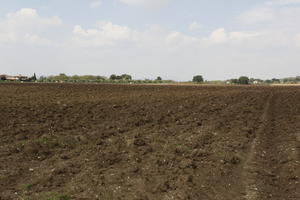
[
  {"xmin": 90, "ymin": 0, "xmax": 102, "ymax": 8},
  {"xmin": 265, "ymin": 0, "xmax": 300, "ymax": 6},
  {"xmin": 75, "ymin": 1, "xmax": 300, "ymax": 49},
  {"xmin": 188, "ymin": 22, "xmax": 201, "ymax": 32},
  {"xmin": 239, "ymin": 1, "xmax": 300, "ymax": 28},
  {"xmin": 71, "ymin": 22, "xmax": 136, "ymax": 46},
  {"xmin": 5, "ymin": 8, "xmax": 62, "ymax": 29},
  {"xmin": 70, "ymin": 21, "xmax": 266, "ymax": 50},
  {"xmin": 209, "ymin": 28, "xmax": 227, "ymax": 43},
  {"xmin": 119, "ymin": 0, "xmax": 169, "ymax": 8},
  {"xmin": 207, "ymin": 28, "xmax": 261, "ymax": 44},
  {"xmin": 238, "ymin": 0, "xmax": 300, "ymax": 46},
  {"xmin": 0, "ymin": 8, "xmax": 62, "ymax": 45},
  {"xmin": 239, "ymin": 7, "xmax": 276, "ymax": 24},
  {"xmin": 165, "ymin": 31, "xmax": 199, "ymax": 46},
  {"xmin": 71, "ymin": 21, "xmax": 202, "ymax": 48}
]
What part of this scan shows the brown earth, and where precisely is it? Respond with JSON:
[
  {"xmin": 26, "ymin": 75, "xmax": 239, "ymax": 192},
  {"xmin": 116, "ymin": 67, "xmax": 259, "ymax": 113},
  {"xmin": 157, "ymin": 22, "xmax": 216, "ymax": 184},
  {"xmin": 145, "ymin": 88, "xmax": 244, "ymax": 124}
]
[{"xmin": 0, "ymin": 83, "xmax": 299, "ymax": 200}]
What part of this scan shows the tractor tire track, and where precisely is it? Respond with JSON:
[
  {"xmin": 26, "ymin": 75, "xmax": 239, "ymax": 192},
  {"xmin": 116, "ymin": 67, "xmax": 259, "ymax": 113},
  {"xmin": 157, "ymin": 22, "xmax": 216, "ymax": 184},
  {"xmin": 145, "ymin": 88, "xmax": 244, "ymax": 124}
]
[
  {"xmin": 242, "ymin": 91, "xmax": 273, "ymax": 200},
  {"xmin": 258, "ymin": 91, "xmax": 300, "ymax": 200},
  {"xmin": 242, "ymin": 90, "xmax": 300, "ymax": 200}
]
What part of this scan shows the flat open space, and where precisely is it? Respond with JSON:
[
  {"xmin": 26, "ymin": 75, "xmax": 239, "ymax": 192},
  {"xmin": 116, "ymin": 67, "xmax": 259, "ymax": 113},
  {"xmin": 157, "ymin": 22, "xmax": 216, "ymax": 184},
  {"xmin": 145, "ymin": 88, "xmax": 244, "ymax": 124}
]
[{"xmin": 0, "ymin": 83, "xmax": 299, "ymax": 200}]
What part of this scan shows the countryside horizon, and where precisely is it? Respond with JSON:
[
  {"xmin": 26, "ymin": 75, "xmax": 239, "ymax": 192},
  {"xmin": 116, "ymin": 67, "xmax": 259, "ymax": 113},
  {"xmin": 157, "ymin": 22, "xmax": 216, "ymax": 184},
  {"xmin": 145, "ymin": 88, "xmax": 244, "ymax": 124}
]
[
  {"xmin": 1, "ymin": 0, "xmax": 300, "ymax": 80},
  {"xmin": 0, "ymin": 1, "xmax": 299, "ymax": 199}
]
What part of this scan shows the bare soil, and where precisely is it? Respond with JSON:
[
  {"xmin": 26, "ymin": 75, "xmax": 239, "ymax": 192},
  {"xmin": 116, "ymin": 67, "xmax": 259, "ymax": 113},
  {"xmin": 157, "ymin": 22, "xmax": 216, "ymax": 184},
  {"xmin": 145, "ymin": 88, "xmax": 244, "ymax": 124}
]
[{"xmin": 0, "ymin": 83, "xmax": 299, "ymax": 200}]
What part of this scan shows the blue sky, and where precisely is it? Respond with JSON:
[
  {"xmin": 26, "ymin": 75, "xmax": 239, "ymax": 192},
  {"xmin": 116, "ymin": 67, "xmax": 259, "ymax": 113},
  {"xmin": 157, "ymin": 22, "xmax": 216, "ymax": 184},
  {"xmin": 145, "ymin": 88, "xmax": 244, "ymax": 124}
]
[{"xmin": 1, "ymin": 0, "xmax": 300, "ymax": 80}]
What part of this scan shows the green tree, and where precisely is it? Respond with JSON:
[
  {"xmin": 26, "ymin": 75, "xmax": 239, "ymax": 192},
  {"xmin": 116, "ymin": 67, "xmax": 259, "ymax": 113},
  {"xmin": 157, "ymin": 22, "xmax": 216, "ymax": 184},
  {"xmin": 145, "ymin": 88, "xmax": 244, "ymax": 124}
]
[
  {"xmin": 55, "ymin": 73, "xmax": 68, "ymax": 82},
  {"xmin": 121, "ymin": 74, "xmax": 132, "ymax": 80},
  {"xmin": 265, "ymin": 80, "xmax": 272, "ymax": 84},
  {"xmin": 193, "ymin": 75, "xmax": 204, "ymax": 83},
  {"xmin": 95, "ymin": 76, "xmax": 106, "ymax": 82},
  {"xmin": 31, "ymin": 73, "xmax": 37, "ymax": 81},
  {"xmin": 71, "ymin": 75, "xmax": 80, "ymax": 82},
  {"xmin": 238, "ymin": 76, "xmax": 249, "ymax": 84},
  {"xmin": 156, "ymin": 76, "xmax": 162, "ymax": 81},
  {"xmin": 272, "ymin": 78, "xmax": 280, "ymax": 83},
  {"xmin": 110, "ymin": 74, "xmax": 117, "ymax": 80},
  {"xmin": 230, "ymin": 79, "xmax": 239, "ymax": 84}
]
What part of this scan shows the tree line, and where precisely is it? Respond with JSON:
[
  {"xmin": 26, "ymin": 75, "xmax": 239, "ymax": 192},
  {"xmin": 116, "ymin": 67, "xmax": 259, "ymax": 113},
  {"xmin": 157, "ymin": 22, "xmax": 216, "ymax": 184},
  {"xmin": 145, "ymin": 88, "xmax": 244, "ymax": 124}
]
[
  {"xmin": 193, "ymin": 75, "xmax": 300, "ymax": 85},
  {"xmin": 2, "ymin": 73, "xmax": 300, "ymax": 85},
  {"xmin": 37, "ymin": 73, "xmax": 173, "ymax": 84}
]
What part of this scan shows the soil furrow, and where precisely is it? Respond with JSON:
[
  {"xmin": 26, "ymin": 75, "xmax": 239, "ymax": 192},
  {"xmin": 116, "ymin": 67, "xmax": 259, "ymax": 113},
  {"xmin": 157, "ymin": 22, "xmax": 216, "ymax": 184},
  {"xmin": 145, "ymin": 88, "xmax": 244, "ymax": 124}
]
[
  {"xmin": 257, "ymin": 92, "xmax": 300, "ymax": 199},
  {"xmin": 242, "ymin": 91, "xmax": 273, "ymax": 200}
]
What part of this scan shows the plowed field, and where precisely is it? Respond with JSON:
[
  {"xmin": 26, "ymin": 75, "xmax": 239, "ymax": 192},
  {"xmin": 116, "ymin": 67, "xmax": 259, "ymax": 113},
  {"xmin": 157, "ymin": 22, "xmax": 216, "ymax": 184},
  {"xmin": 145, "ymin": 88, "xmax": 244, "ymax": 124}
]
[{"xmin": 0, "ymin": 83, "xmax": 299, "ymax": 200}]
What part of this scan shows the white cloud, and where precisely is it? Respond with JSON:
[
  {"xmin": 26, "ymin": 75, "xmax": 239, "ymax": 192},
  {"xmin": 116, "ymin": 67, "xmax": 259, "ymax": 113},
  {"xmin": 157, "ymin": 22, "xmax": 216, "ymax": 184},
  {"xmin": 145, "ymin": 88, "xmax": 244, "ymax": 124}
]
[
  {"xmin": 209, "ymin": 28, "xmax": 227, "ymax": 43},
  {"xmin": 71, "ymin": 21, "xmax": 203, "ymax": 48},
  {"xmin": 229, "ymin": 31, "xmax": 261, "ymax": 41},
  {"xmin": 72, "ymin": 22, "xmax": 136, "ymax": 46},
  {"xmin": 119, "ymin": 0, "xmax": 169, "ymax": 8},
  {"xmin": 8, "ymin": 8, "xmax": 38, "ymax": 18},
  {"xmin": 5, "ymin": 8, "xmax": 62, "ymax": 28},
  {"xmin": 70, "ymin": 20, "xmax": 280, "ymax": 49},
  {"xmin": 90, "ymin": 0, "xmax": 102, "ymax": 8},
  {"xmin": 165, "ymin": 31, "xmax": 199, "ymax": 46},
  {"xmin": 239, "ymin": 1, "xmax": 300, "ymax": 28},
  {"xmin": 188, "ymin": 22, "xmax": 201, "ymax": 32},
  {"xmin": 0, "ymin": 8, "xmax": 62, "ymax": 45},
  {"xmin": 23, "ymin": 34, "xmax": 51, "ymax": 45},
  {"xmin": 294, "ymin": 34, "xmax": 300, "ymax": 46},
  {"xmin": 238, "ymin": 0, "xmax": 300, "ymax": 47},
  {"xmin": 209, "ymin": 28, "xmax": 261, "ymax": 43},
  {"xmin": 239, "ymin": 7, "xmax": 276, "ymax": 24},
  {"xmin": 266, "ymin": 0, "xmax": 300, "ymax": 6}
]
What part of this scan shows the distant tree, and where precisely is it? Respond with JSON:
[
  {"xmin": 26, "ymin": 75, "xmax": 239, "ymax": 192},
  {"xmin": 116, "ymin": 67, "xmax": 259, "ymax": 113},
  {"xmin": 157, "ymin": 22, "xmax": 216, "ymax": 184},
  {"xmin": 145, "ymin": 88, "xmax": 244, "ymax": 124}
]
[
  {"xmin": 265, "ymin": 80, "xmax": 272, "ymax": 84},
  {"xmin": 110, "ymin": 74, "xmax": 117, "ymax": 80},
  {"xmin": 156, "ymin": 76, "xmax": 162, "ymax": 81},
  {"xmin": 238, "ymin": 76, "xmax": 249, "ymax": 84},
  {"xmin": 55, "ymin": 73, "xmax": 68, "ymax": 81},
  {"xmin": 121, "ymin": 74, "xmax": 132, "ymax": 80},
  {"xmin": 38, "ymin": 76, "xmax": 44, "ymax": 82},
  {"xmin": 109, "ymin": 74, "xmax": 132, "ymax": 81},
  {"xmin": 230, "ymin": 79, "xmax": 239, "ymax": 84},
  {"xmin": 282, "ymin": 78, "xmax": 289, "ymax": 83},
  {"xmin": 96, "ymin": 76, "xmax": 106, "ymax": 81},
  {"xmin": 31, "ymin": 73, "xmax": 37, "ymax": 81},
  {"xmin": 59, "ymin": 73, "xmax": 67, "ymax": 77},
  {"xmin": 71, "ymin": 75, "xmax": 80, "ymax": 82},
  {"xmin": 193, "ymin": 75, "xmax": 204, "ymax": 83},
  {"xmin": 272, "ymin": 78, "xmax": 280, "ymax": 83}
]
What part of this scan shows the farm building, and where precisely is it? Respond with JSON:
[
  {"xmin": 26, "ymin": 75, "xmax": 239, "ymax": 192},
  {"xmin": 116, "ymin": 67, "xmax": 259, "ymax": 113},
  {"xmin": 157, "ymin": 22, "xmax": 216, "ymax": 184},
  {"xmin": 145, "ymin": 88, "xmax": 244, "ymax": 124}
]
[
  {"xmin": 0, "ymin": 74, "xmax": 30, "ymax": 81},
  {"xmin": 0, "ymin": 75, "xmax": 6, "ymax": 80}
]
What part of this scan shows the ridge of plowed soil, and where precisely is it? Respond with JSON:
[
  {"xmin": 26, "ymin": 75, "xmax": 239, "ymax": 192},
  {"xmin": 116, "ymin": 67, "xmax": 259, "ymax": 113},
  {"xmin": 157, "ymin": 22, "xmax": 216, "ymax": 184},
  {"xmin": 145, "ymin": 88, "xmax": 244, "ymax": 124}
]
[{"xmin": 0, "ymin": 83, "xmax": 299, "ymax": 200}]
